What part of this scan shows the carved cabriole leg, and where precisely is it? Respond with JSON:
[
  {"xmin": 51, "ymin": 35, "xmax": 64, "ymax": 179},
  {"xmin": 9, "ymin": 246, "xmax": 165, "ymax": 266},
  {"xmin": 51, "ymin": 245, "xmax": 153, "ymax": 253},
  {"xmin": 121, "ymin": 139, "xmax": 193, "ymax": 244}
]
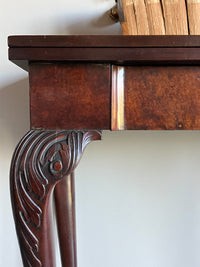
[{"xmin": 10, "ymin": 130, "xmax": 101, "ymax": 267}]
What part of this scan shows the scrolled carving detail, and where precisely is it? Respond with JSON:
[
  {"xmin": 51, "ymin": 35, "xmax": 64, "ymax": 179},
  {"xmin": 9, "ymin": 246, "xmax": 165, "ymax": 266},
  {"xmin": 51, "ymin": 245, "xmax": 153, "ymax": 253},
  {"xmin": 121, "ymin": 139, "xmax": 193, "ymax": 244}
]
[{"xmin": 10, "ymin": 130, "xmax": 101, "ymax": 267}]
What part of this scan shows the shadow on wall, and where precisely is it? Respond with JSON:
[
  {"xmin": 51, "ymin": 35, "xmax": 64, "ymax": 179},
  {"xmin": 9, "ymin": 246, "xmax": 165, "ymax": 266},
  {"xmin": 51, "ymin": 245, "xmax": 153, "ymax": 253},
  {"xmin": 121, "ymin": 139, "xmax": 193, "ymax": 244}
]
[
  {"xmin": 59, "ymin": 11, "xmax": 121, "ymax": 34},
  {"xmin": 0, "ymin": 79, "xmax": 30, "ymax": 154}
]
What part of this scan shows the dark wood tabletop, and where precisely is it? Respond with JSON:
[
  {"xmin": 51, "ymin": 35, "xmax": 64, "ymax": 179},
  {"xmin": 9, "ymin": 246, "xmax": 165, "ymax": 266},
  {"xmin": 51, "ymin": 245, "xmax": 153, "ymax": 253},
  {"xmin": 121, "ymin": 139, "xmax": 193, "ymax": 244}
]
[
  {"xmin": 8, "ymin": 35, "xmax": 200, "ymax": 47},
  {"xmin": 8, "ymin": 35, "xmax": 200, "ymax": 70}
]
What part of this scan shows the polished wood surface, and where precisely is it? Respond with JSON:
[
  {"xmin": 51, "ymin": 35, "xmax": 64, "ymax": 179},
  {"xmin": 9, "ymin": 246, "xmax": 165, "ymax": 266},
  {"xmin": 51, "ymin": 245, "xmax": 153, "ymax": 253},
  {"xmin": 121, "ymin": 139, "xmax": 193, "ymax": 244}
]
[
  {"xmin": 30, "ymin": 63, "xmax": 200, "ymax": 131},
  {"xmin": 9, "ymin": 47, "xmax": 200, "ymax": 71},
  {"xmin": 54, "ymin": 173, "xmax": 77, "ymax": 267},
  {"xmin": 8, "ymin": 35, "xmax": 200, "ymax": 47},
  {"xmin": 29, "ymin": 63, "xmax": 110, "ymax": 130},
  {"xmin": 10, "ymin": 130, "xmax": 101, "ymax": 266},
  {"xmin": 125, "ymin": 66, "xmax": 200, "ymax": 130},
  {"xmin": 8, "ymin": 36, "xmax": 200, "ymax": 70}
]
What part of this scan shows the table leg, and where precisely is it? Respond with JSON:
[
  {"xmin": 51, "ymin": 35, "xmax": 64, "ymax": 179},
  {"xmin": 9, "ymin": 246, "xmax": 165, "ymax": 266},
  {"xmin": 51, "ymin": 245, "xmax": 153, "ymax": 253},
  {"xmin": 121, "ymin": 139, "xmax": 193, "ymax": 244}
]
[
  {"xmin": 54, "ymin": 173, "xmax": 77, "ymax": 267},
  {"xmin": 10, "ymin": 130, "xmax": 101, "ymax": 267}
]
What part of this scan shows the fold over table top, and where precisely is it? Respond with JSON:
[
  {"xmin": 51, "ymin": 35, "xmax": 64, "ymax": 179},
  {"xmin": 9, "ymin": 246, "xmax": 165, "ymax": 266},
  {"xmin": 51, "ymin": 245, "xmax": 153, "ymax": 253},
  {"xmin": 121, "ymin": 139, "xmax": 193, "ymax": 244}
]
[
  {"xmin": 8, "ymin": 35, "xmax": 200, "ymax": 71},
  {"xmin": 8, "ymin": 35, "xmax": 200, "ymax": 130}
]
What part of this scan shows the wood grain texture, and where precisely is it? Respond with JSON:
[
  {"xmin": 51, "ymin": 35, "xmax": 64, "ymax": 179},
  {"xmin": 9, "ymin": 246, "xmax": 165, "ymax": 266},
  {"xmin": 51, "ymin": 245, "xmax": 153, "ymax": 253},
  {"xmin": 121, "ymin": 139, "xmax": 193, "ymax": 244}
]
[
  {"xmin": 10, "ymin": 130, "xmax": 101, "ymax": 267},
  {"xmin": 186, "ymin": 0, "xmax": 200, "ymax": 34},
  {"xmin": 145, "ymin": 0, "xmax": 165, "ymax": 35},
  {"xmin": 161, "ymin": 0, "xmax": 188, "ymax": 35},
  {"xmin": 125, "ymin": 66, "xmax": 200, "ymax": 130},
  {"xmin": 29, "ymin": 63, "xmax": 111, "ymax": 130}
]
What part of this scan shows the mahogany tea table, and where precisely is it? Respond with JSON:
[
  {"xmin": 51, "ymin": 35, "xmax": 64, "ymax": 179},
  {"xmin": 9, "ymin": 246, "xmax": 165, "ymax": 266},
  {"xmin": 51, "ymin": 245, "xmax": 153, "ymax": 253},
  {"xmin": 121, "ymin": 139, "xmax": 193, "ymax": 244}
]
[{"xmin": 8, "ymin": 35, "xmax": 200, "ymax": 267}]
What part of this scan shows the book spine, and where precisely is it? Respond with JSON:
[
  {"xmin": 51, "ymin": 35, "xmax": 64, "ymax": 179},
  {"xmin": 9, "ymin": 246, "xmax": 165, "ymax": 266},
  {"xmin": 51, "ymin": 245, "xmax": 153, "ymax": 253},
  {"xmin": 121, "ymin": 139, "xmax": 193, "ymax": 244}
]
[
  {"xmin": 186, "ymin": 0, "xmax": 200, "ymax": 34},
  {"xmin": 161, "ymin": 0, "xmax": 188, "ymax": 35},
  {"xmin": 145, "ymin": 0, "xmax": 165, "ymax": 35},
  {"xmin": 133, "ymin": 0, "xmax": 149, "ymax": 35},
  {"xmin": 121, "ymin": 0, "xmax": 137, "ymax": 35}
]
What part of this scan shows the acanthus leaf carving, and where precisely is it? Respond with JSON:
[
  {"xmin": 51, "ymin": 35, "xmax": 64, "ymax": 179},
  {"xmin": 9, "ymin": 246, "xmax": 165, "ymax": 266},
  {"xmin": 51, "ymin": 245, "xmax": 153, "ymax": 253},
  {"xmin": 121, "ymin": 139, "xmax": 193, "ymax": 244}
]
[{"xmin": 10, "ymin": 130, "xmax": 101, "ymax": 267}]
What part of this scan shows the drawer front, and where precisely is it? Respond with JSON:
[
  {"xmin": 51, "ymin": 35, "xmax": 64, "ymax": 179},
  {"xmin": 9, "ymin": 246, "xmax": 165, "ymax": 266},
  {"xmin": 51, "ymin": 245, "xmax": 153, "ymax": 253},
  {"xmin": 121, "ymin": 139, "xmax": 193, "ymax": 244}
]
[
  {"xmin": 29, "ymin": 63, "xmax": 111, "ymax": 130},
  {"xmin": 124, "ymin": 66, "xmax": 200, "ymax": 130}
]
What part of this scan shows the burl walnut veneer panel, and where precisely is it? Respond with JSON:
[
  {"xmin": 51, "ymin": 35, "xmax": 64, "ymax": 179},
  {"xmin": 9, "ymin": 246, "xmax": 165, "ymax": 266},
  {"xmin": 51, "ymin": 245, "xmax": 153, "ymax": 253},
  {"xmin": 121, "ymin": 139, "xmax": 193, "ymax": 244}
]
[
  {"xmin": 125, "ymin": 66, "xmax": 200, "ymax": 130},
  {"xmin": 29, "ymin": 63, "xmax": 111, "ymax": 130}
]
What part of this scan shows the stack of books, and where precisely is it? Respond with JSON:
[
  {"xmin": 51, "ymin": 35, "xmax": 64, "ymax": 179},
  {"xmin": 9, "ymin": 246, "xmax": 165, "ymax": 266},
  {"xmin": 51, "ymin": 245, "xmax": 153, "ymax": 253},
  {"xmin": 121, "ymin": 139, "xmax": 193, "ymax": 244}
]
[{"xmin": 120, "ymin": 0, "xmax": 200, "ymax": 35}]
